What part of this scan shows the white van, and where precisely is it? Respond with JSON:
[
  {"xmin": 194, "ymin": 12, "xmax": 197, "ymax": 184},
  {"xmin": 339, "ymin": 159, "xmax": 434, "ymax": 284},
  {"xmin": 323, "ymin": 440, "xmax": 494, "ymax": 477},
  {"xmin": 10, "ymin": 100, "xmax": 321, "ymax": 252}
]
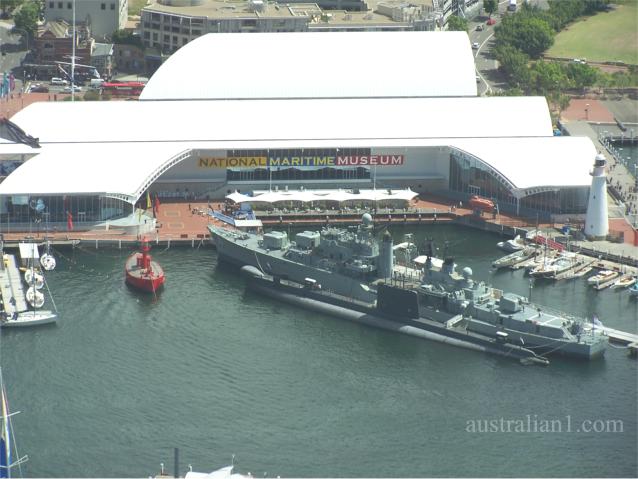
[
  {"xmin": 50, "ymin": 77, "xmax": 68, "ymax": 85},
  {"xmin": 89, "ymin": 78, "xmax": 105, "ymax": 89}
]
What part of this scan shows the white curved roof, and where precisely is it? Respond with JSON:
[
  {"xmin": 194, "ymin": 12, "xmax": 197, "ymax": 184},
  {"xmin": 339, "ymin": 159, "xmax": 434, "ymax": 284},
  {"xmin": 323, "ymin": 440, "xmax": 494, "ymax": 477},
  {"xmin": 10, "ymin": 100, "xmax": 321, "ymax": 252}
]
[
  {"xmin": 450, "ymin": 136, "xmax": 596, "ymax": 194},
  {"xmin": 0, "ymin": 142, "xmax": 191, "ymax": 202},
  {"xmin": 10, "ymin": 96, "xmax": 553, "ymax": 143},
  {"xmin": 1, "ymin": 96, "xmax": 593, "ymax": 202},
  {"xmin": 0, "ymin": 136, "xmax": 595, "ymax": 202},
  {"xmin": 140, "ymin": 31, "xmax": 478, "ymax": 100}
]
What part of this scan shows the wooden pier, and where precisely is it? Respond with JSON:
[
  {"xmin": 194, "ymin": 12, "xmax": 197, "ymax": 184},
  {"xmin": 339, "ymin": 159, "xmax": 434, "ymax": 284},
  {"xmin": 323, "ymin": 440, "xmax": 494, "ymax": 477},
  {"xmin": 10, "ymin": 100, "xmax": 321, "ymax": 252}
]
[{"xmin": 0, "ymin": 253, "xmax": 28, "ymax": 315}]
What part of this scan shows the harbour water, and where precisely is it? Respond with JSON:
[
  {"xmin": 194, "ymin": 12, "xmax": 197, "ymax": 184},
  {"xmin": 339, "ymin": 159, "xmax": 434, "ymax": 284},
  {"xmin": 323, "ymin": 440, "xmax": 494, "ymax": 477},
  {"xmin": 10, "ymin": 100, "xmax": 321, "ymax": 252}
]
[{"xmin": 1, "ymin": 224, "xmax": 636, "ymax": 477}]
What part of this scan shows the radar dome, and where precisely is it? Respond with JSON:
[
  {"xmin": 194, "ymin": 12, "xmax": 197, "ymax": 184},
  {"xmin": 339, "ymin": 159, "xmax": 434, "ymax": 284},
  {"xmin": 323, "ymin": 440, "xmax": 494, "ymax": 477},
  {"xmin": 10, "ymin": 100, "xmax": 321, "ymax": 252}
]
[
  {"xmin": 462, "ymin": 267, "xmax": 473, "ymax": 279},
  {"xmin": 362, "ymin": 213, "xmax": 373, "ymax": 226}
]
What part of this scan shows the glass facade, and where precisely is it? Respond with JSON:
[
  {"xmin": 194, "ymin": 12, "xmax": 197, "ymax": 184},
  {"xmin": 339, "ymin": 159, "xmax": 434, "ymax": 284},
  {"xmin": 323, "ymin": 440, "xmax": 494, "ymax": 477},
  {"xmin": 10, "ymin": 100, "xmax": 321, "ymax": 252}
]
[
  {"xmin": 225, "ymin": 148, "xmax": 373, "ymax": 183},
  {"xmin": 1, "ymin": 195, "xmax": 129, "ymax": 228},
  {"xmin": 449, "ymin": 150, "xmax": 588, "ymax": 216},
  {"xmin": 449, "ymin": 150, "xmax": 517, "ymax": 209}
]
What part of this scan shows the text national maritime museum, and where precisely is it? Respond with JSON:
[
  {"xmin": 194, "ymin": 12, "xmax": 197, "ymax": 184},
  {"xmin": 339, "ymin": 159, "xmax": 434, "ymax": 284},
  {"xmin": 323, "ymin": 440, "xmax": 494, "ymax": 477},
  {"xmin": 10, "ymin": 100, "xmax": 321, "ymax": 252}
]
[{"xmin": 0, "ymin": 32, "xmax": 596, "ymax": 225}]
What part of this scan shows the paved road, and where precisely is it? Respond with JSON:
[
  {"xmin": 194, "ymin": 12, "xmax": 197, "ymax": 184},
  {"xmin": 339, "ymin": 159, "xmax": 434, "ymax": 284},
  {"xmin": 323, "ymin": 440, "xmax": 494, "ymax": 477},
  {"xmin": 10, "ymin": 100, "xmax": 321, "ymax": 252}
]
[{"xmin": 465, "ymin": 0, "xmax": 529, "ymax": 95}]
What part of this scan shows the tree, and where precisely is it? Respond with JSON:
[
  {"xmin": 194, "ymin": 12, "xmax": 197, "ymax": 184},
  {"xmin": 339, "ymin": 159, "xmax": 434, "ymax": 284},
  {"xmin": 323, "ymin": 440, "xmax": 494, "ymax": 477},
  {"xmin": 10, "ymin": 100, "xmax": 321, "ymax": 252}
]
[
  {"xmin": 13, "ymin": 1, "xmax": 39, "ymax": 37},
  {"xmin": 529, "ymin": 60, "xmax": 569, "ymax": 95},
  {"xmin": 446, "ymin": 15, "xmax": 468, "ymax": 32},
  {"xmin": 1, "ymin": 0, "xmax": 22, "ymax": 17},
  {"xmin": 496, "ymin": 14, "xmax": 555, "ymax": 58},
  {"xmin": 565, "ymin": 63, "xmax": 598, "ymax": 90},
  {"xmin": 483, "ymin": 0, "xmax": 497, "ymax": 17},
  {"xmin": 495, "ymin": 44, "xmax": 531, "ymax": 89}
]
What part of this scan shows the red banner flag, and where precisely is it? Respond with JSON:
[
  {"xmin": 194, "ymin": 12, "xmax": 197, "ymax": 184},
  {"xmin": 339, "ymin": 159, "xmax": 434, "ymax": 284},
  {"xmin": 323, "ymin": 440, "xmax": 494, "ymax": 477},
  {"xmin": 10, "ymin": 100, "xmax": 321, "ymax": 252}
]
[
  {"xmin": 66, "ymin": 211, "xmax": 74, "ymax": 231},
  {"xmin": 154, "ymin": 195, "xmax": 160, "ymax": 214}
]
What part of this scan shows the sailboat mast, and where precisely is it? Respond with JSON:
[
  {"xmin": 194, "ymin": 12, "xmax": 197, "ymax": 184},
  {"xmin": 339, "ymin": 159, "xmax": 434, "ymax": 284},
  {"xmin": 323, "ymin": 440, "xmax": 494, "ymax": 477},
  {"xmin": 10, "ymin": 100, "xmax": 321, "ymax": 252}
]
[
  {"xmin": 71, "ymin": 0, "xmax": 76, "ymax": 102},
  {"xmin": 0, "ymin": 368, "xmax": 11, "ymax": 479}
]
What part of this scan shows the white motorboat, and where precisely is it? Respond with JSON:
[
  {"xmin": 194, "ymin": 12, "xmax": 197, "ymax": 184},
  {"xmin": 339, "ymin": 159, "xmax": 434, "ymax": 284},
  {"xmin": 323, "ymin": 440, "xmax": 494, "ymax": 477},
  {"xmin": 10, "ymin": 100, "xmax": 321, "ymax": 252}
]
[
  {"xmin": 497, "ymin": 235, "xmax": 525, "ymax": 252},
  {"xmin": 587, "ymin": 270, "xmax": 619, "ymax": 286},
  {"xmin": 628, "ymin": 283, "xmax": 638, "ymax": 297},
  {"xmin": 611, "ymin": 275, "xmax": 637, "ymax": 290}
]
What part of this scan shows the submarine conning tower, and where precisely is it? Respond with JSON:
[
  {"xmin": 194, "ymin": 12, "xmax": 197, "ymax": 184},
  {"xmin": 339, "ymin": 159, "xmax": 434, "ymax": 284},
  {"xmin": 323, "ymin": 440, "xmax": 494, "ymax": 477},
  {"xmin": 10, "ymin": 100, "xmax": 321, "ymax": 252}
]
[{"xmin": 378, "ymin": 230, "xmax": 394, "ymax": 279}]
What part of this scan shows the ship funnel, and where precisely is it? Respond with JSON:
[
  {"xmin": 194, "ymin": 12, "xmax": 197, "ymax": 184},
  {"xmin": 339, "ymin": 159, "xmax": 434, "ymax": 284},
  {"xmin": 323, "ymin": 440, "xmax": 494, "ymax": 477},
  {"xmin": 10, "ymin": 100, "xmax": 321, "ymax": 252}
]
[{"xmin": 378, "ymin": 230, "xmax": 393, "ymax": 279}]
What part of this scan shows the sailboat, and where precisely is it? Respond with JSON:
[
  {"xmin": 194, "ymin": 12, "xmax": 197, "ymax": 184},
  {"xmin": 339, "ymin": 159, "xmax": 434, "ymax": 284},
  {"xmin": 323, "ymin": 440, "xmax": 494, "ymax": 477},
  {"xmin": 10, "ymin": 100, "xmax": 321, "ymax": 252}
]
[{"xmin": 0, "ymin": 369, "xmax": 28, "ymax": 478}]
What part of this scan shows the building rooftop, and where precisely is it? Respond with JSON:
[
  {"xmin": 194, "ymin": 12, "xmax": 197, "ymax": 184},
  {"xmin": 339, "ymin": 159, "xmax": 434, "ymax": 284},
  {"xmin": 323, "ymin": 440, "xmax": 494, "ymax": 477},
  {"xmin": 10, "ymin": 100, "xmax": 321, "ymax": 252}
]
[
  {"xmin": 143, "ymin": 0, "xmax": 307, "ymax": 19},
  {"xmin": 1, "ymin": 95, "xmax": 582, "ymax": 202},
  {"xmin": 140, "ymin": 31, "xmax": 478, "ymax": 100}
]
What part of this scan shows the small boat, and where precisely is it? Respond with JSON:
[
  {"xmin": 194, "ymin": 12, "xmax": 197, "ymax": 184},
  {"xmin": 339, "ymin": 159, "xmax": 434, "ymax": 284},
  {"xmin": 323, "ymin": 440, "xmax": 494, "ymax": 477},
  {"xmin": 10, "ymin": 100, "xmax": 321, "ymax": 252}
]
[
  {"xmin": 628, "ymin": 283, "xmax": 638, "ymax": 297},
  {"xmin": 1, "ymin": 310, "xmax": 57, "ymax": 327},
  {"xmin": 497, "ymin": 235, "xmax": 525, "ymax": 252},
  {"xmin": 24, "ymin": 268, "xmax": 44, "ymax": 290},
  {"xmin": 40, "ymin": 253, "xmax": 56, "ymax": 271},
  {"xmin": 125, "ymin": 238, "xmax": 165, "ymax": 293},
  {"xmin": 25, "ymin": 286, "xmax": 45, "ymax": 308},
  {"xmin": 39, "ymin": 241, "xmax": 57, "ymax": 271},
  {"xmin": 492, "ymin": 247, "xmax": 535, "ymax": 269},
  {"xmin": 468, "ymin": 195, "xmax": 495, "ymax": 212},
  {"xmin": 611, "ymin": 275, "xmax": 637, "ymax": 290},
  {"xmin": 530, "ymin": 252, "xmax": 578, "ymax": 279},
  {"xmin": 587, "ymin": 270, "xmax": 619, "ymax": 286}
]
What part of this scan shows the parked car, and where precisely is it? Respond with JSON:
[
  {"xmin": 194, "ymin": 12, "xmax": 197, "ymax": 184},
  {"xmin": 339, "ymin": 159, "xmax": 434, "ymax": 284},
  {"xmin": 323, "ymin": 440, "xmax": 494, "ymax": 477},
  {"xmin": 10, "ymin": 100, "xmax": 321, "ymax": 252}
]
[
  {"xmin": 486, "ymin": 18, "xmax": 496, "ymax": 25},
  {"xmin": 63, "ymin": 85, "xmax": 82, "ymax": 93},
  {"xmin": 472, "ymin": 42, "xmax": 480, "ymax": 50},
  {"xmin": 50, "ymin": 77, "xmax": 68, "ymax": 85},
  {"xmin": 30, "ymin": 85, "xmax": 49, "ymax": 93},
  {"xmin": 476, "ymin": 24, "xmax": 484, "ymax": 31}
]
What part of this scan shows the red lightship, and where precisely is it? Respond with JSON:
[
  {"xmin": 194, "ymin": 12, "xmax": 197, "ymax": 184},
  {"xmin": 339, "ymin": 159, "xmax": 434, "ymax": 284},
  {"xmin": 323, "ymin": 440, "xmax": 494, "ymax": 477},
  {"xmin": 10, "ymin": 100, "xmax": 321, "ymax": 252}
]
[{"xmin": 125, "ymin": 238, "xmax": 165, "ymax": 293}]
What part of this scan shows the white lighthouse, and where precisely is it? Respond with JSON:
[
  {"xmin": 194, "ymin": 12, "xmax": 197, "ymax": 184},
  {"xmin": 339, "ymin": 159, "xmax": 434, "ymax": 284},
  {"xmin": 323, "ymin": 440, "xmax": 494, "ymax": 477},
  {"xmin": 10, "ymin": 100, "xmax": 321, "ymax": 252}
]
[{"xmin": 584, "ymin": 152, "xmax": 609, "ymax": 239}]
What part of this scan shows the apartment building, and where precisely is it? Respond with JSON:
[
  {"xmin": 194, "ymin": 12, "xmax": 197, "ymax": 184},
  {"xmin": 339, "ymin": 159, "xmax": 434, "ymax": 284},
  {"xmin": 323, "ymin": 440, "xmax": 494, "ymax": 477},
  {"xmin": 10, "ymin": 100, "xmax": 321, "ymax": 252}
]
[{"xmin": 44, "ymin": 0, "xmax": 129, "ymax": 38}]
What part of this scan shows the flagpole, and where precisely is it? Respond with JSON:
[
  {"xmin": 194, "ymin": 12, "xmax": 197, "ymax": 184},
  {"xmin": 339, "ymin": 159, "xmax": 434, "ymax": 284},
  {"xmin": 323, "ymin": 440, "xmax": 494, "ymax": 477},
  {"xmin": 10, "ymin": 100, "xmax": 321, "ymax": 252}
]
[{"xmin": 71, "ymin": 0, "xmax": 76, "ymax": 102}]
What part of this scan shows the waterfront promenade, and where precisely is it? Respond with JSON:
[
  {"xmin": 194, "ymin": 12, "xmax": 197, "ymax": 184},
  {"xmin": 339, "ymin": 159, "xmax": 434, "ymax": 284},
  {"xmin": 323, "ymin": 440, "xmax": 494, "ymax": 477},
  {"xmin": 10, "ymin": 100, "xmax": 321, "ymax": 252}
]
[
  {"xmin": 1, "ymin": 196, "xmax": 636, "ymax": 267},
  {"xmin": 561, "ymin": 98, "xmax": 638, "ymax": 231}
]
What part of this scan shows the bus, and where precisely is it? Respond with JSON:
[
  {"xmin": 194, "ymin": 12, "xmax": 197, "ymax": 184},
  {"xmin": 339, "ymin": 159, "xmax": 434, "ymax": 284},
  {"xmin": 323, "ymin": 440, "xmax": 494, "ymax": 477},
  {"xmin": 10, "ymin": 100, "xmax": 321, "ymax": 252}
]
[{"xmin": 101, "ymin": 81, "xmax": 145, "ymax": 97}]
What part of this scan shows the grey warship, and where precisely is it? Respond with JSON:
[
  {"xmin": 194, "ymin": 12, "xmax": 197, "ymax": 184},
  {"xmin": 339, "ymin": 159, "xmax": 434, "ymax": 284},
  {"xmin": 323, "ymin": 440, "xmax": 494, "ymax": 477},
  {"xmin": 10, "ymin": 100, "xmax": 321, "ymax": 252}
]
[
  {"xmin": 211, "ymin": 215, "xmax": 608, "ymax": 362},
  {"xmin": 209, "ymin": 216, "xmax": 386, "ymax": 303},
  {"xmin": 418, "ymin": 249, "xmax": 608, "ymax": 359}
]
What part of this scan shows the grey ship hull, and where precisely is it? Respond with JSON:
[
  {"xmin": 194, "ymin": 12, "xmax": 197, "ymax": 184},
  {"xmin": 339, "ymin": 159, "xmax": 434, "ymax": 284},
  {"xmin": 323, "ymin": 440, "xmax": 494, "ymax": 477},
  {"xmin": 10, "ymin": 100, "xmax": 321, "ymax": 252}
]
[
  {"xmin": 211, "ymin": 226, "xmax": 377, "ymax": 303},
  {"xmin": 241, "ymin": 266, "xmax": 548, "ymax": 366},
  {"xmin": 466, "ymin": 320, "xmax": 606, "ymax": 359}
]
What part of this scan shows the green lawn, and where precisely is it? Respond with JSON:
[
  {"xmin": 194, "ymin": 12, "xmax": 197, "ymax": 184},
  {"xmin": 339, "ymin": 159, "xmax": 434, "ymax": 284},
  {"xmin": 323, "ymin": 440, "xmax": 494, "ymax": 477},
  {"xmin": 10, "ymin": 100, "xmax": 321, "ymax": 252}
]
[
  {"xmin": 128, "ymin": 0, "xmax": 148, "ymax": 16},
  {"xmin": 547, "ymin": 1, "xmax": 638, "ymax": 65}
]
